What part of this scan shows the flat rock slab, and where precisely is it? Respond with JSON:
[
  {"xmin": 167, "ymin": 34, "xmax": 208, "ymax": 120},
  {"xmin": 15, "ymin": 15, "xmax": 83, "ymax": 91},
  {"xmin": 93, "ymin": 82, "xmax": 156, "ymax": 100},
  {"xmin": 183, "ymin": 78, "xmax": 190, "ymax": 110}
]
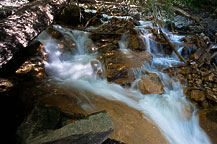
[{"xmin": 17, "ymin": 104, "xmax": 114, "ymax": 144}]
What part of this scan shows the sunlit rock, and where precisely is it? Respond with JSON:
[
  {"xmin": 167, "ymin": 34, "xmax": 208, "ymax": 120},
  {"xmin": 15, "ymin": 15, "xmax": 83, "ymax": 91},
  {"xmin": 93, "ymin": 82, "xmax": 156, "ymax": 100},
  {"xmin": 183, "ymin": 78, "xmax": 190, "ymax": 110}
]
[
  {"xmin": 102, "ymin": 49, "xmax": 151, "ymax": 85},
  {"xmin": 138, "ymin": 72, "xmax": 164, "ymax": 94},
  {"xmin": 0, "ymin": 78, "xmax": 13, "ymax": 92}
]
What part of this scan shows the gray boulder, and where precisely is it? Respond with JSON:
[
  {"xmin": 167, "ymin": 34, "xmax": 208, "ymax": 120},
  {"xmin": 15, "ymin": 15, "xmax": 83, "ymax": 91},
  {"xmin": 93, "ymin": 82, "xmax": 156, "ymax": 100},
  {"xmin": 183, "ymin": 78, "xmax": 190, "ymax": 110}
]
[{"xmin": 17, "ymin": 104, "xmax": 114, "ymax": 144}]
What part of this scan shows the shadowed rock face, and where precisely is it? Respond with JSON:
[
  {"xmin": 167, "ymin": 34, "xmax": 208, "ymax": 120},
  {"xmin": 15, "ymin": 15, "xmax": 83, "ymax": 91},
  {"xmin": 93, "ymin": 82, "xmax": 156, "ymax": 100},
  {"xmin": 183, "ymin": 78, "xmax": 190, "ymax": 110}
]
[
  {"xmin": 56, "ymin": 4, "xmax": 85, "ymax": 26},
  {"xmin": 17, "ymin": 104, "xmax": 114, "ymax": 144},
  {"xmin": 0, "ymin": 0, "xmax": 69, "ymax": 76},
  {"xmin": 199, "ymin": 109, "xmax": 217, "ymax": 144}
]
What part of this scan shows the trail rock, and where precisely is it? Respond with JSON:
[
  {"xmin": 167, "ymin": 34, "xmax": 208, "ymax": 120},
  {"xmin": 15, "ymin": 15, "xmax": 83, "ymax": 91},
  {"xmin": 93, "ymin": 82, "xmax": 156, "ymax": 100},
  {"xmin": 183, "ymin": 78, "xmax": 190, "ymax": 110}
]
[
  {"xmin": 138, "ymin": 72, "xmax": 164, "ymax": 94},
  {"xmin": 17, "ymin": 104, "xmax": 114, "ymax": 144},
  {"xmin": 190, "ymin": 90, "xmax": 206, "ymax": 102}
]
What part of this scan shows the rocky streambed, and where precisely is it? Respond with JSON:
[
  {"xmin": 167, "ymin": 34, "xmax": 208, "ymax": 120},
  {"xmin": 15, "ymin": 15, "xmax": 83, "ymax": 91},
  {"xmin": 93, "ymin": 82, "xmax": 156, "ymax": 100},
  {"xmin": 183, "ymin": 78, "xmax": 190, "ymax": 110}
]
[{"xmin": 0, "ymin": 1, "xmax": 217, "ymax": 144}]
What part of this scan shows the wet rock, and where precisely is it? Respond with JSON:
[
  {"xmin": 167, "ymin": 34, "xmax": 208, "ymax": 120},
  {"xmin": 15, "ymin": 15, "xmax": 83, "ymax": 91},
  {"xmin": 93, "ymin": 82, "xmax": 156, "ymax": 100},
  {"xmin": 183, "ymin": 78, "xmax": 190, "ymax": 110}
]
[
  {"xmin": 47, "ymin": 27, "xmax": 64, "ymax": 40},
  {"xmin": 17, "ymin": 104, "xmax": 114, "ymax": 144},
  {"xmin": 128, "ymin": 34, "xmax": 138, "ymax": 50},
  {"xmin": 102, "ymin": 49, "xmax": 151, "ymax": 85},
  {"xmin": 128, "ymin": 31, "xmax": 146, "ymax": 51},
  {"xmin": 47, "ymin": 26, "xmax": 88, "ymax": 55},
  {"xmin": 190, "ymin": 90, "xmax": 206, "ymax": 102},
  {"xmin": 91, "ymin": 60, "xmax": 103, "ymax": 77},
  {"xmin": 138, "ymin": 72, "xmax": 164, "ymax": 94}
]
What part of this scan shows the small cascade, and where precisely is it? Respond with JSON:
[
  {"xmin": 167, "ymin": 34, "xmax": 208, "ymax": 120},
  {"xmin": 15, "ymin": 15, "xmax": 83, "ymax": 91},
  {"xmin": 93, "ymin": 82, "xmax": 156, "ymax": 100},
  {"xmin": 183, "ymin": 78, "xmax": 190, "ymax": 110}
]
[
  {"xmin": 118, "ymin": 33, "xmax": 129, "ymax": 52},
  {"xmin": 37, "ymin": 23, "xmax": 211, "ymax": 144}
]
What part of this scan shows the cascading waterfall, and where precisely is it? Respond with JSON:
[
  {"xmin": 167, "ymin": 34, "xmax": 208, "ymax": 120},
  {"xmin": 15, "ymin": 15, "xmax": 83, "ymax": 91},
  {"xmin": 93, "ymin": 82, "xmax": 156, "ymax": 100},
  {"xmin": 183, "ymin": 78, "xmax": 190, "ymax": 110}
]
[{"xmin": 37, "ymin": 23, "xmax": 211, "ymax": 144}]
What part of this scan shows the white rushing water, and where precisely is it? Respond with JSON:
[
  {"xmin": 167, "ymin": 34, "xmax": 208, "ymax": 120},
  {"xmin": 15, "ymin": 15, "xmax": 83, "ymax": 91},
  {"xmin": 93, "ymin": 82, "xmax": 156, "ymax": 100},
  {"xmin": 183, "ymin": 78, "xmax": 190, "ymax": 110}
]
[{"xmin": 37, "ymin": 24, "xmax": 211, "ymax": 144}]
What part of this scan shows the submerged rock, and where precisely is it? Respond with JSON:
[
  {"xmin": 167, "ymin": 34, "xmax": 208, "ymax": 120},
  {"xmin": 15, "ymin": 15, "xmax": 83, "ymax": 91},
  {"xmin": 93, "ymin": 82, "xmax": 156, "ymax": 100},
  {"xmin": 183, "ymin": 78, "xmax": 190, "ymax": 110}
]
[
  {"xmin": 17, "ymin": 104, "xmax": 114, "ymax": 144},
  {"xmin": 138, "ymin": 72, "xmax": 164, "ymax": 94}
]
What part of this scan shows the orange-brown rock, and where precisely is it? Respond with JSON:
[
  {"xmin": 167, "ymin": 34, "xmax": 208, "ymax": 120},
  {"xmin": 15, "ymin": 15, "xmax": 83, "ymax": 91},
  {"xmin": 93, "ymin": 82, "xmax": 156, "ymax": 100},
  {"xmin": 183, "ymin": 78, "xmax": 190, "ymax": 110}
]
[
  {"xmin": 128, "ymin": 30, "xmax": 146, "ymax": 51},
  {"xmin": 190, "ymin": 90, "xmax": 206, "ymax": 102},
  {"xmin": 102, "ymin": 48, "xmax": 152, "ymax": 85},
  {"xmin": 199, "ymin": 109, "xmax": 217, "ymax": 144},
  {"xmin": 138, "ymin": 72, "xmax": 164, "ymax": 94}
]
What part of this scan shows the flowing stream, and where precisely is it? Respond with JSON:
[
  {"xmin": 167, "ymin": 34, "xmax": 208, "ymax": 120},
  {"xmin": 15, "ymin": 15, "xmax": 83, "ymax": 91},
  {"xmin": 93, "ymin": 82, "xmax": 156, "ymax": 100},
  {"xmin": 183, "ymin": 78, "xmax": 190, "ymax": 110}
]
[{"xmin": 37, "ymin": 21, "xmax": 211, "ymax": 144}]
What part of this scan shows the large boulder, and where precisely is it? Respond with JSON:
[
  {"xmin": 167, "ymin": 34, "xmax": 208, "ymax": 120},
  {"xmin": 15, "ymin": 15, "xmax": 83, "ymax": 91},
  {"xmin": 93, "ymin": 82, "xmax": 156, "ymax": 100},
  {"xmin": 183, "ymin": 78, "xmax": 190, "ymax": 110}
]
[
  {"xmin": 138, "ymin": 72, "xmax": 164, "ymax": 94},
  {"xmin": 102, "ymin": 48, "xmax": 152, "ymax": 85},
  {"xmin": 17, "ymin": 104, "xmax": 114, "ymax": 144}
]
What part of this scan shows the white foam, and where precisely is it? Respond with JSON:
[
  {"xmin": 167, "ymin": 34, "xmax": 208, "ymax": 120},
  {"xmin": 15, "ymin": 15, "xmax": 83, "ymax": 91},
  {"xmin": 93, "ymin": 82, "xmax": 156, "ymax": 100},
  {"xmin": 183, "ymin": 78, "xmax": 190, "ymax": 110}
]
[{"xmin": 37, "ymin": 25, "xmax": 211, "ymax": 144}]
